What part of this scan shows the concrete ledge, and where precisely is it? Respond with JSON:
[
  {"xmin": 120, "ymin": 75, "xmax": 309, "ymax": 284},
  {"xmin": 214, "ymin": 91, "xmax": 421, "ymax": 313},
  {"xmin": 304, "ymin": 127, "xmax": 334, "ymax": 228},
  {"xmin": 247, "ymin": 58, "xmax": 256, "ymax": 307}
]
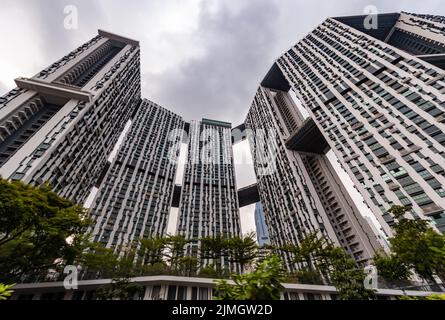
[
  {"xmin": 11, "ymin": 275, "xmax": 442, "ymax": 298},
  {"xmin": 261, "ymin": 63, "xmax": 291, "ymax": 92},
  {"xmin": 285, "ymin": 118, "xmax": 330, "ymax": 154},
  {"xmin": 98, "ymin": 29, "xmax": 140, "ymax": 47},
  {"xmin": 14, "ymin": 78, "xmax": 92, "ymax": 103}
]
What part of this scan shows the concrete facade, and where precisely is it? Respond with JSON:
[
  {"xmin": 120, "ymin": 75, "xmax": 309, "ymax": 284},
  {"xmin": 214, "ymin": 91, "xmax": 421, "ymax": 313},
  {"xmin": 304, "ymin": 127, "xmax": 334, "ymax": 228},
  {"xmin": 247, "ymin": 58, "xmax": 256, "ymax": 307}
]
[
  {"xmin": 0, "ymin": 31, "xmax": 140, "ymax": 204},
  {"xmin": 176, "ymin": 119, "xmax": 242, "ymax": 269},
  {"xmin": 89, "ymin": 99, "xmax": 184, "ymax": 250},
  {"xmin": 274, "ymin": 12, "xmax": 445, "ymax": 235},
  {"xmin": 246, "ymin": 87, "xmax": 382, "ymax": 266}
]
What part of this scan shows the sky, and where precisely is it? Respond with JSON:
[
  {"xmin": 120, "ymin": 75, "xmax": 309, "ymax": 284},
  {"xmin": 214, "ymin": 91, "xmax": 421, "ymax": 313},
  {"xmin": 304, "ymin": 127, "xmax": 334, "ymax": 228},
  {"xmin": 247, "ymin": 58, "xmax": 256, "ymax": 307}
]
[{"xmin": 1, "ymin": 0, "xmax": 445, "ymax": 236}]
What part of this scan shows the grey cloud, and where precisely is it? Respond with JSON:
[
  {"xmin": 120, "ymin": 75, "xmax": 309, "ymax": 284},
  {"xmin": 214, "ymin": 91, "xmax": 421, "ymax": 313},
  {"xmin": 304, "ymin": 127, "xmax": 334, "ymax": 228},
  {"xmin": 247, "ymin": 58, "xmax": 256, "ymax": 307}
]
[
  {"xmin": 6, "ymin": 0, "xmax": 108, "ymax": 74},
  {"xmin": 3, "ymin": 0, "xmax": 445, "ymax": 126},
  {"xmin": 144, "ymin": 0, "xmax": 280, "ymax": 125},
  {"xmin": 28, "ymin": 0, "xmax": 108, "ymax": 58}
]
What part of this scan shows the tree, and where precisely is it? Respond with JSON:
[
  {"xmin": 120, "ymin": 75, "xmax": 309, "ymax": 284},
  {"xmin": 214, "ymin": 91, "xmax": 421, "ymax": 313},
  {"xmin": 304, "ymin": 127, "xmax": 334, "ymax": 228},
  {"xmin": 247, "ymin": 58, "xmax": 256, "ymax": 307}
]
[
  {"xmin": 373, "ymin": 252, "xmax": 412, "ymax": 287},
  {"xmin": 280, "ymin": 232, "xmax": 333, "ymax": 284},
  {"xmin": 214, "ymin": 255, "xmax": 286, "ymax": 300},
  {"xmin": 0, "ymin": 178, "xmax": 92, "ymax": 282},
  {"xmin": 424, "ymin": 229, "xmax": 445, "ymax": 281},
  {"xmin": 200, "ymin": 235, "xmax": 229, "ymax": 270},
  {"xmin": 286, "ymin": 232, "xmax": 330, "ymax": 267},
  {"xmin": 227, "ymin": 232, "xmax": 258, "ymax": 273},
  {"xmin": 287, "ymin": 268, "xmax": 324, "ymax": 285},
  {"xmin": 387, "ymin": 205, "xmax": 445, "ymax": 283},
  {"xmin": 138, "ymin": 236, "xmax": 167, "ymax": 266},
  {"xmin": 176, "ymin": 256, "xmax": 199, "ymax": 277},
  {"xmin": 373, "ymin": 251, "xmax": 411, "ymax": 287},
  {"xmin": 163, "ymin": 235, "xmax": 192, "ymax": 271},
  {"xmin": 328, "ymin": 247, "xmax": 376, "ymax": 300},
  {"xmin": 79, "ymin": 243, "xmax": 120, "ymax": 279},
  {"xmin": 198, "ymin": 264, "xmax": 230, "ymax": 279}
]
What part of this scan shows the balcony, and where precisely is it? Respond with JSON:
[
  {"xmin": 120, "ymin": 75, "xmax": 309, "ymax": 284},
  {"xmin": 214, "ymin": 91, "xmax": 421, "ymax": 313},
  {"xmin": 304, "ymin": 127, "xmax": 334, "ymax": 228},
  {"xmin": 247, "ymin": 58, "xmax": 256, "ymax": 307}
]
[
  {"xmin": 399, "ymin": 145, "xmax": 422, "ymax": 156},
  {"xmin": 422, "ymin": 204, "xmax": 444, "ymax": 216},
  {"xmin": 379, "ymin": 155, "xmax": 395, "ymax": 164}
]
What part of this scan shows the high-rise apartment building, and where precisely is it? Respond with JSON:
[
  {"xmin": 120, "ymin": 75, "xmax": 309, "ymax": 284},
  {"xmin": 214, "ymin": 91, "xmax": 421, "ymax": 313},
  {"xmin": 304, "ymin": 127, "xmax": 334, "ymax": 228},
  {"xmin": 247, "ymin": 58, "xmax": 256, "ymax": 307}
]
[
  {"xmin": 4, "ymin": 11, "xmax": 443, "ymax": 276},
  {"xmin": 89, "ymin": 99, "xmax": 184, "ymax": 249},
  {"xmin": 0, "ymin": 30, "xmax": 141, "ymax": 204},
  {"xmin": 268, "ymin": 12, "xmax": 445, "ymax": 235},
  {"xmin": 3, "ymin": 11, "xmax": 445, "ymax": 300},
  {"xmin": 176, "ymin": 119, "xmax": 242, "ymax": 267},
  {"xmin": 246, "ymin": 87, "xmax": 381, "ymax": 266},
  {"xmin": 254, "ymin": 202, "xmax": 270, "ymax": 246}
]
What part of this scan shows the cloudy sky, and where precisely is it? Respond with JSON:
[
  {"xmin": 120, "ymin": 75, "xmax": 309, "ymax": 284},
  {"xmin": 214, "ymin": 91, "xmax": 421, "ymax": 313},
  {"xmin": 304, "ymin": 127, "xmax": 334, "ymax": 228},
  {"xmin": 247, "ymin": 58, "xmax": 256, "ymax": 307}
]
[{"xmin": 1, "ymin": 0, "xmax": 444, "ymax": 235}]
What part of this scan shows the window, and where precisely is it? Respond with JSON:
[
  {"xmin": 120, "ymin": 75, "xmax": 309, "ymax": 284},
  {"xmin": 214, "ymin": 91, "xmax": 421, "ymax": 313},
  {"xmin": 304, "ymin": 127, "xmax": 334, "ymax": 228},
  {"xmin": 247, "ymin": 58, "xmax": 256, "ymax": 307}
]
[
  {"xmin": 403, "ymin": 183, "xmax": 424, "ymax": 195},
  {"xmin": 151, "ymin": 286, "xmax": 162, "ymax": 300},
  {"xmin": 167, "ymin": 286, "xmax": 177, "ymax": 300},
  {"xmin": 198, "ymin": 287, "xmax": 209, "ymax": 300},
  {"xmin": 411, "ymin": 193, "xmax": 433, "ymax": 206},
  {"xmin": 390, "ymin": 167, "xmax": 407, "ymax": 178}
]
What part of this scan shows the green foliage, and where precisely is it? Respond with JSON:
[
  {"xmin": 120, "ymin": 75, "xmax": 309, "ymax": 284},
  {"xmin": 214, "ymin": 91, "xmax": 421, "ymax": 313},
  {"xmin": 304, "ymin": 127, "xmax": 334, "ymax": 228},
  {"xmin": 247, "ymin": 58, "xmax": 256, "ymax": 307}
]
[
  {"xmin": 281, "ymin": 232, "xmax": 332, "ymax": 269},
  {"xmin": 373, "ymin": 251, "xmax": 411, "ymax": 286},
  {"xmin": 277, "ymin": 232, "xmax": 375, "ymax": 299},
  {"xmin": 200, "ymin": 235, "xmax": 229, "ymax": 263},
  {"xmin": 398, "ymin": 293, "xmax": 445, "ymax": 300},
  {"xmin": 198, "ymin": 264, "xmax": 221, "ymax": 278},
  {"xmin": 95, "ymin": 278, "xmax": 144, "ymax": 300},
  {"xmin": 227, "ymin": 232, "xmax": 258, "ymax": 273},
  {"xmin": 141, "ymin": 262, "xmax": 171, "ymax": 276},
  {"xmin": 198, "ymin": 264, "xmax": 231, "ymax": 279},
  {"xmin": 384, "ymin": 205, "xmax": 445, "ymax": 283},
  {"xmin": 328, "ymin": 247, "xmax": 376, "ymax": 300},
  {"xmin": 80, "ymin": 243, "xmax": 120, "ymax": 278},
  {"xmin": 425, "ymin": 293, "xmax": 445, "ymax": 300},
  {"xmin": 176, "ymin": 256, "xmax": 199, "ymax": 277},
  {"xmin": 287, "ymin": 268, "xmax": 324, "ymax": 285},
  {"xmin": 0, "ymin": 283, "xmax": 15, "ymax": 300},
  {"xmin": 425, "ymin": 229, "xmax": 445, "ymax": 280},
  {"xmin": 163, "ymin": 235, "xmax": 192, "ymax": 271},
  {"xmin": 199, "ymin": 233, "xmax": 259, "ymax": 274},
  {"xmin": 214, "ymin": 255, "xmax": 286, "ymax": 300},
  {"xmin": 398, "ymin": 295, "xmax": 417, "ymax": 300},
  {"xmin": 0, "ymin": 178, "xmax": 92, "ymax": 282},
  {"xmin": 138, "ymin": 236, "xmax": 167, "ymax": 266}
]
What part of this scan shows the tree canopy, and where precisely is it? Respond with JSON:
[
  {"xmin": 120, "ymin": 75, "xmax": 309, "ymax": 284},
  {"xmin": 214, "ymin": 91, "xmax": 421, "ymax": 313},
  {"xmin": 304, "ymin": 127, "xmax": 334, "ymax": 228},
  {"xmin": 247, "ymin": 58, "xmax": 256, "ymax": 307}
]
[
  {"xmin": 0, "ymin": 178, "xmax": 92, "ymax": 283},
  {"xmin": 214, "ymin": 255, "xmax": 286, "ymax": 300},
  {"xmin": 374, "ymin": 205, "xmax": 445, "ymax": 286}
]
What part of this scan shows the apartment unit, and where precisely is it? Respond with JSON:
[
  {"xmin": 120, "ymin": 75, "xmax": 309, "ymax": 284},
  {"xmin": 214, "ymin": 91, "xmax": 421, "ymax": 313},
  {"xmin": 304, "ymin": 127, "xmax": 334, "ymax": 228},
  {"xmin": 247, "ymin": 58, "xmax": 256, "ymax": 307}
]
[
  {"xmin": 176, "ymin": 119, "xmax": 242, "ymax": 268},
  {"xmin": 89, "ymin": 99, "xmax": 184, "ymax": 249},
  {"xmin": 0, "ymin": 30, "xmax": 141, "ymax": 204},
  {"xmin": 271, "ymin": 12, "xmax": 445, "ymax": 234}
]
